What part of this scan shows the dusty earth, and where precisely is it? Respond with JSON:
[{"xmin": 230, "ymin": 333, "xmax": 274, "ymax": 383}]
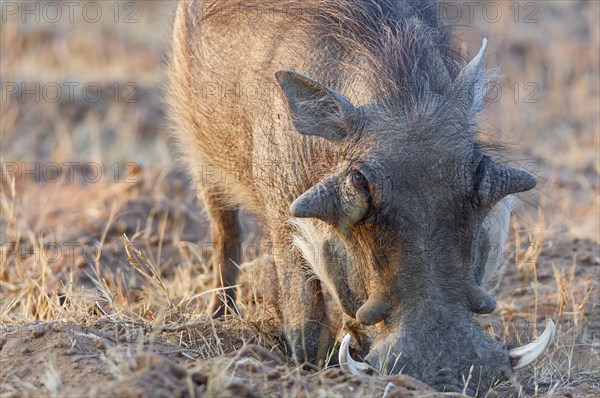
[
  {"xmin": 1, "ymin": 171, "xmax": 440, "ymax": 397},
  {"xmin": 1, "ymin": 170, "xmax": 598, "ymax": 397}
]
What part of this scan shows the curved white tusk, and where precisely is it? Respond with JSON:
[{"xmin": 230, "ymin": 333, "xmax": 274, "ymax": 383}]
[
  {"xmin": 509, "ymin": 319, "xmax": 556, "ymax": 370},
  {"xmin": 339, "ymin": 334, "xmax": 371, "ymax": 375}
]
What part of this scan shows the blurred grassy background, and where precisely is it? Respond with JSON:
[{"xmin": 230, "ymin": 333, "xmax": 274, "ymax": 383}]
[
  {"xmin": 1, "ymin": 1, "xmax": 176, "ymax": 166},
  {"xmin": 1, "ymin": 0, "xmax": 597, "ymax": 239}
]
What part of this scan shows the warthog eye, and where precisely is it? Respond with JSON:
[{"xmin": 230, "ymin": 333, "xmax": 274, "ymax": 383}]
[
  {"xmin": 341, "ymin": 170, "xmax": 372, "ymax": 223},
  {"xmin": 352, "ymin": 171, "xmax": 369, "ymax": 191}
]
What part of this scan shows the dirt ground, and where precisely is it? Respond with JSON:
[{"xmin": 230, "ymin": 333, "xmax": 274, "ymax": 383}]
[
  {"xmin": 1, "ymin": 1, "xmax": 599, "ymax": 397},
  {"xmin": 1, "ymin": 169, "xmax": 598, "ymax": 397}
]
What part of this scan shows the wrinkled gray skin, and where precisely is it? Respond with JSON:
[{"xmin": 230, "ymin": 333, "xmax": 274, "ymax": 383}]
[{"xmin": 168, "ymin": 0, "xmax": 536, "ymax": 395}]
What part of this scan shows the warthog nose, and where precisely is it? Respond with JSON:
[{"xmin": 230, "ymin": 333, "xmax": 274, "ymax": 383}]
[{"xmin": 338, "ymin": 320, "xmax": 556, "ymax": 388}]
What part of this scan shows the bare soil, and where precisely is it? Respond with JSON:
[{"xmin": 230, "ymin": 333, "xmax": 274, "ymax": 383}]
[{"xmin": 1, "ymin": 171, "xmax": 598, "ymax": 397}]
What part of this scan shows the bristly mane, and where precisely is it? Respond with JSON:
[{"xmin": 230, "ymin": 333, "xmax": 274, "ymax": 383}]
[{"xmin": 202, "ymin": 0, "xmax": 464, "ymax": 104}]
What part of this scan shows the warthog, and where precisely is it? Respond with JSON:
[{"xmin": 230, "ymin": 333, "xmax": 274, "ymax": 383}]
[{"xmin": 168, "ymin": 0, "xmax": 554, "ymax": 394}]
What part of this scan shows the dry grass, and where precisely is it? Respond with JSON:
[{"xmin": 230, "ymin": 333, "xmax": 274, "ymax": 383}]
[{"xmin": 1, "ymin": 1, "xmax": 598, "ymax": 397}]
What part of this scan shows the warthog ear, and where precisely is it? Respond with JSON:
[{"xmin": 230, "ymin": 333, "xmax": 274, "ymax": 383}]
[
  {"xmin": 290, "ymin": 175, "xmax": 341, "ymax": 223},
  {"xmin": 458, "ymin": 38, "xmax": 488, "ymax": 117},
  {"xmin": 475, "ymin": 156, "xmax": 536, "ymax": 207},
  {"xmin": 275, "ymin": 69, "xmax": 357, "ymax": 141}
]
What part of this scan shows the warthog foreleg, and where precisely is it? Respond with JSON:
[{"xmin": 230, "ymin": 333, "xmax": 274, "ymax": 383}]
[
  {"xmin": 275, "ymin": 234, "xmax": 333, "ymax": 368},
  {"xmin": 202, "ymin": 191, "xmax": 242, "ymax": 318}
]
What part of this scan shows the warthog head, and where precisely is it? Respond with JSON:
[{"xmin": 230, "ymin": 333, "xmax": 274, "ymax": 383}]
[{"xmin": 277, "ymin": 39, "xmax": 553, "ymax": 394}]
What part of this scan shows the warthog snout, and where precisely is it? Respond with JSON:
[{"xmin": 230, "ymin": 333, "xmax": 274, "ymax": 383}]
[{"xmin": 341, "ymin": 315, "xmax": 555, "ymax": 395}]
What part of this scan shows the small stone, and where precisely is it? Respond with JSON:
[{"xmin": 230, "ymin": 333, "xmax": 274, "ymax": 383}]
[
  {"xmin": 227, "ymin": 382, "xmax": 256, "ymax": 397},
  {"xmin": 192, "ymin": 371, "xmax": 208, "ymax": 385},
  {"xmin": 94, "ymin": 339, "xmax": 107, "ymax": 351},
  {"xmin": 265, "ymin": 369, "xmax": 280, "ymax": 380},
  {"xmin": 31, "ymin": 329, "xmax": 46, "ymax": 339},
  {"xmin": 18, "ymin": 367, "xmax": 32, "ymax": 378},
  {"xmin": 169, "ymin": 363, "xmax": 188, "ymax": 379}
]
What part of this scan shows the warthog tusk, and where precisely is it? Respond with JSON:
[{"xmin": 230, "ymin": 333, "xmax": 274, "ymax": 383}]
[
  {"xmin": 509, "ymin": 319, "xmax": 556, "ymax": 370},
  {"xmin": 339, "ymin": 334, "xmax": 372, "ymax": 375}
]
